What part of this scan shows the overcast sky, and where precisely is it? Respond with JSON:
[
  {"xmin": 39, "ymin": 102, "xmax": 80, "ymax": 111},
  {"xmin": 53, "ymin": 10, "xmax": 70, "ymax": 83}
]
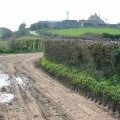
[{"xmin": 0, "ymin": 0, "xmax": 120, "ymax": 31}]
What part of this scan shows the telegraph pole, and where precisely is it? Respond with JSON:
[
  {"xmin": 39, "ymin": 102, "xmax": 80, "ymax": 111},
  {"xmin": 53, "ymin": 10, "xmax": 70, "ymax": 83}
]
[{"xmin": 66, "ymin": 11, "xmax": 69, "ymax": 20}]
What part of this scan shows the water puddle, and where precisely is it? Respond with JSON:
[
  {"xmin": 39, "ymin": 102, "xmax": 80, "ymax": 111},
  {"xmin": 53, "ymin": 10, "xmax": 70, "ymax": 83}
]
[
  {"xmin": 0, "ymin": 71, "xmax": 10, "ymax": 88},
  {"xmin": 0, "ymin": 93, "xmax": 14, "ymax": 103},
  {"xmin": 0, "ymin": 71, "xmax": 14, "ymax": 104},
  {"xmin": 0, "ymin": 71, "xmax": 29, "ymax": 104},
  {"xmin": 15, "ymin": 75, "xmax": 28, "ymax": 87},
  {"xmin": 16, "ymin": 77, "xmax": 24, "ymax": 85}
]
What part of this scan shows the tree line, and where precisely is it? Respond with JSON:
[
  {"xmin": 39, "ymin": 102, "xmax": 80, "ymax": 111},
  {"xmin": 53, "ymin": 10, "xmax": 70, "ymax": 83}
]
[{"xmin": 0, "ymin": 23, "xmax": 29, "ymax": 39}]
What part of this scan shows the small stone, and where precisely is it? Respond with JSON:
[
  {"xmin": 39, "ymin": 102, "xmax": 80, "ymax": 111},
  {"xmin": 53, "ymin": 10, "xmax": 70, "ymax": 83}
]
[
  {"xmin": 9, "ymin": 108, "xmax": 12, "ymax": 110},
  {"xmin": 1, "ymin": 87, "xmax": 7, "ymax": 92},
  {"xmin": 8, "ymin": 102, "xmax": 12, "ymax": 106},
  {"xmin": 34, "ymin": 115, "xmax": 39, "ymax": 118}
]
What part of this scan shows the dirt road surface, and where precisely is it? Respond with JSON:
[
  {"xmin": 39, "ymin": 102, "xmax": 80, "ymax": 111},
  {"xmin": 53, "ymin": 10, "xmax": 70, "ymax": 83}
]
[{"xmin": 0, "ymin": 52, "xmax": 119, "ymax": 120}]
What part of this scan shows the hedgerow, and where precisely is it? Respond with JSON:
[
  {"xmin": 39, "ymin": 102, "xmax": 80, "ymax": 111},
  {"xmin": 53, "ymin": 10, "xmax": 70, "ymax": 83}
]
[
  {"xmin": 44, "ymin": 39, "xmax": 120, "ymax": 77},
  {"xmin": 0, "ymin": 38, "xmax": 43, "ymax": 53},
  {"xmin": 8, "ymin": 38, "xmax": 43, "ymax": 52}
]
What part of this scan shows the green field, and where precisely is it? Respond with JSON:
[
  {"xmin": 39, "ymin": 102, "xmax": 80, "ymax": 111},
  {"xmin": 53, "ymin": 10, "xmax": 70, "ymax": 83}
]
[{"xmin": 50, "ymin": 27, "xmax": 120, "ymax": 36}]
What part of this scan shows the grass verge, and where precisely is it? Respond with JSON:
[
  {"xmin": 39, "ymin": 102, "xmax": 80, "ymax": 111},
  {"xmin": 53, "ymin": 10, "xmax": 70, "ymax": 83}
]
[{"xmin": 40, "ymin": 57, "xmax": 120, "ymax": 114}]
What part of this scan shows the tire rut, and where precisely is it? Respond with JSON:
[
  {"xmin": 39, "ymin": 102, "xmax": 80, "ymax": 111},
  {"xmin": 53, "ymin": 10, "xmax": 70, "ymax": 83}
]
[
  {"xmin": 14, "ymin": 64, "xmax": 72, "ymax": 120},
  {"xmin": 30, "ymin": 86, "xmax": 71, "ymax": 120}
]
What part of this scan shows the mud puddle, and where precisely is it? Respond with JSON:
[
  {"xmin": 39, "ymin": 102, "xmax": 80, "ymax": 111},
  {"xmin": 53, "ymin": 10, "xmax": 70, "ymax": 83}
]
[
  {"xmin": 0, "ymin": 72, "xmax": 29, "ymax": 104},
  {"xmin": 0, "ymin": 71, "xmax": 14, "ymax": 104},
  {"xmin": 15, "ymin": 75, "xmax": 28, "ymax": 89},
  {"xmin": 0, "ymin": 93, "xmax": 14, "ymax": 103},
  {"xmin": 0, "ymin": 71, "xmax": 10, "ymax": 89},
  {"xmin": 0, "ymin": 71, "xmax": 30, "ymax": 104}
]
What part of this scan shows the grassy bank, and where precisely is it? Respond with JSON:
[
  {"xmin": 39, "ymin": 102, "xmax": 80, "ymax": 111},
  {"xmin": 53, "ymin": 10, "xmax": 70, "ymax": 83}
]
[{"xmin": 40, "ymin": 57, "xmax": 120, "ymax": 113}]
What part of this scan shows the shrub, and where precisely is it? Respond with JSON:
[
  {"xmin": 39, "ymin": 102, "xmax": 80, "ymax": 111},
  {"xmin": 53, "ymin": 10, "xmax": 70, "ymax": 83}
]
[
  {"xmin": 40, "ymin": 58, "xmax": 120, "ymax": 112},
  {"xmin": 102, "ymin": 33, "xmax": 120, "ymax": 40}
]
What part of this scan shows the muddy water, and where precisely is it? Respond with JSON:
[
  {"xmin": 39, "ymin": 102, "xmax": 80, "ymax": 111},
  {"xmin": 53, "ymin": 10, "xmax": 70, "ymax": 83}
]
[
  {"xmin": 0, "ymin": 71, "xmax": 14, "ymax": 104},
  {"xmin": 0, "ymin": 71, "xmax": 10, "ymax": 88},
  {"xmin": 0, "ymin": 71, "xmax": 14, "ymax": 103},
  {"xmin": 15, "ymin": 76, "xmax": 28, "ymax": 86},
  {"xmin": 16, "ymin": 77, "xmax": 24, "ymax": 85},
  {"xmin": 0, "ymin": 93, "xmax": 14, "ymax": 103},
  {"xmin": 0, "ymin": 71, "xmax": 29, "ymax": 104}
]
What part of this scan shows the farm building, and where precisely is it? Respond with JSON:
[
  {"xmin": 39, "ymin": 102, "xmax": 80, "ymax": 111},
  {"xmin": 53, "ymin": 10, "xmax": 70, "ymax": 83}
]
[
  {"xmin": 79, "ymin": 13, "xmax": 106, "ymax": 27},
  {"xmin": 79, "ymin": 13, "xmax": 118, "ymax": 28},
  {"xmin": 30, "ymin": 13, "xmax": 120, "ymax": 30},
  {"xmin": 53, "ymin": 20, "xmax": 79, "ymax": 28}
]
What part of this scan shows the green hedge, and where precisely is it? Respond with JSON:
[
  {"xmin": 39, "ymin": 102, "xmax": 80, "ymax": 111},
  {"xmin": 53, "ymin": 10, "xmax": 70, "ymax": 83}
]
[
  {"xmin": 8, "ymin": 39, "xmax": 43, "ymax": 51},
  {"xmin": 40, "ymin": 58, "xmax": 120, "ymax": 113},
  {"xmin": 0, "ymin": 38, "xmax": 43, "ymax": 53},
  {"xmin": 102, "ymin": 33, "xmax": 120, "ymax": 39},
  {"xmin": 44, "ymin": 40, "xmax": 120, "ymax": 76}
]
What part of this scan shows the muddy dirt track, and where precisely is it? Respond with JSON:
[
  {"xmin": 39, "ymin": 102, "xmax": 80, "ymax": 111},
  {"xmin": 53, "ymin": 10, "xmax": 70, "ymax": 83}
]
[{"xmin": 0, "ymin": 52, "xmax": 119, "ymax": 120}]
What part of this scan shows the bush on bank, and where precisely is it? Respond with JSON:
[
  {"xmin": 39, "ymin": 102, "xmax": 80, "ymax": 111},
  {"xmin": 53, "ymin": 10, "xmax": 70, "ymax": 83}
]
[{"xmin": 40, "ymin": 58, "xmax": 120, "ymax": 113}]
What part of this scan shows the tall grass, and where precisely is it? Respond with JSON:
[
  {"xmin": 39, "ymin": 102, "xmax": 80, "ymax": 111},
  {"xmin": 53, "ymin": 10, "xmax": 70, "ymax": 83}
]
[{"xmin": 0, "ymin": 38, "xmax": 43, "ymax": 53}]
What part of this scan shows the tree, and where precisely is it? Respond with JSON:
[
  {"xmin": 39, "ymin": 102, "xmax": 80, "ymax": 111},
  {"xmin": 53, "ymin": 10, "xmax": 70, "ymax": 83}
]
[
  {"xmin": 0, "ymin": 27, "xmax": 13, "ymax": 39},
  {"xmin": 17, "ymin": 23, "xmax": 26, "ymax": 36},
  {"xmin": 30, "ymin": 21, "xmax": 49, "ymax": 31}
]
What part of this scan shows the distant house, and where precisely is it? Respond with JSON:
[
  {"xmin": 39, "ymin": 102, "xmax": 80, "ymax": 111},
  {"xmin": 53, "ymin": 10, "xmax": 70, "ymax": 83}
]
[
  {"xmin": 79, "ymin": 13, "xmax": 106, "ymax": 27},
  {"xmin": 30, "ymin": 13, "xmax": 120, "ymax": 30},
  {"xmin": 118, "ymin": 23, "xmax": 120, "ymax": 28},
  {"xmin": 89, "ymin": 13, "xmax": 105, "ymax": 24},
  {"xmin": 54, "ymin": 20, "xmax": 79, "ymax": 28}
]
